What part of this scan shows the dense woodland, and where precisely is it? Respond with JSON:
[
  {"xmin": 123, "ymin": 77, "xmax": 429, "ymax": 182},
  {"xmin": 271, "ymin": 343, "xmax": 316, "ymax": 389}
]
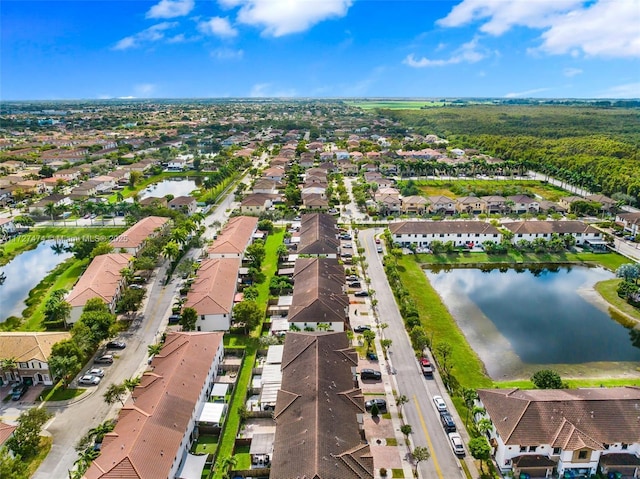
[{"xmin": 382, "ymin": 106, "xmax": 640, "ymax": 201}]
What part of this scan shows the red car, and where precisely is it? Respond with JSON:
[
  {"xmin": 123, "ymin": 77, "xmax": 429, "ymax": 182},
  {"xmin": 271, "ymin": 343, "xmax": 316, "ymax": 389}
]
[
  {"xmin": 420, "ymin": 357, "xmax": 434, "ymax": 377},
  {"xmin": 375, "ymin": 238, "xmax": 381, "ymax": 244}
]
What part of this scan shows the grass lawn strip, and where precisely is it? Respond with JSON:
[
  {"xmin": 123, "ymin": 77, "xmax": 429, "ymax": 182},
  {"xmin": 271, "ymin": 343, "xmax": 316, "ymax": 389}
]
[
  {"xmin": 415, "ymin": 179, "xmax": 570, "ymax": 202},
  {"xmin": 595, "ymin": 278, "xmax": 640, "ymax": 325},
  {"xmin": 211, "ymin": 230, "xmax": 283, "ymax": 479}
]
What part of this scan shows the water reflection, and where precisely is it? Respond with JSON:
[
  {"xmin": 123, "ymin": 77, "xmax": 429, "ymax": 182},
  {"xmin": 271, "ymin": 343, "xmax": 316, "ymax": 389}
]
[
  {"xmin": 0, "ymin": 240, "xmax": 73, "ymax": 321},
  {"xmin": 139, "ymin": 179, "xmax": 199, "ymax": 200},
  {"xmin": 426, "ymin": 266, "xmax": 640, "ymax": 376}
]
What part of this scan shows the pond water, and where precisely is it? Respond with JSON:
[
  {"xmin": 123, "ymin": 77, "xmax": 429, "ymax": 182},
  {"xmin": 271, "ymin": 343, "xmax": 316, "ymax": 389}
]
[
  {"xmin": 425, "ymin": 266, "xmax": 640, "ymax": 379},
  {"xmin": 0, "ymin": 240, "xmax": 73, "ymax": 321},
  {"xmin": 139, "ymin": 178, "xmax": 200, "ymax": 200}
]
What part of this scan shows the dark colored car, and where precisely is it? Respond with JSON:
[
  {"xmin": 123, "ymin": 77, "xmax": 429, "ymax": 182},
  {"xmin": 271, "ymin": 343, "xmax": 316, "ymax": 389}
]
[
  {"xmin": 440, "ymin": 412, "xmax": 456, "ymax": 432},
  {"xmin": 360, "ymin": 369, "xmax": 382, "ymax": 380},
  {"xmin": 348, "ymin": 281, "xmax": 362, "ymax": 288},
  {"xmin": 106, "ymin": 340, "xmax": 126, "ymax": 349},
  {"xmin": 353, "ymin": 325, "xmax": 371, "ymax": 333},
  {"xmin": 354, "ymin": 290, "xmax": 369, "ymax": 297},
  {"xmin": 367, "ymin": 351, "xmax": 378, "ymax": 361},
  {"xmin": 11, "ymin": 383, "xmax": 28, "ymax": 401},
  {"xmin": 94, "ymin": 354, "xmax": 114, "ymax": 364},
  {"xmin": 168, "ymin": 314, "xmax": 181, "ymax": 324},
  {"xmin": 365, "ymin": 398, "xmax": 387, "ymax": 412}
]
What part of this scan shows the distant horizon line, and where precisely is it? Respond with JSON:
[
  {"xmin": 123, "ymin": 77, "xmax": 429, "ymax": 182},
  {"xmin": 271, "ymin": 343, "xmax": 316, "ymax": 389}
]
[{"xmin": 2, "ymin": 96, "xmax": 639, "ymax": 103}]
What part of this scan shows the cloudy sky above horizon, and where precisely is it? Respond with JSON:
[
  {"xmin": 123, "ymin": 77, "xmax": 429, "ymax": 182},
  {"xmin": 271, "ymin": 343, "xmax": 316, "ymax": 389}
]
[{"xmin": 2, "ymin": 0, "xmax": 639, "ymax": 100}]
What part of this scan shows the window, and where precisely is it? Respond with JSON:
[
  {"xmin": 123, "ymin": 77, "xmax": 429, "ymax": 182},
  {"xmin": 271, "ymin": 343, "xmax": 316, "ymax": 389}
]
[
  {"xmin": 578, "ymin": 450, "xmax": 589, "ymax": 460},
  {"xmin": 622, "ymin": 443, "xmax": 629, "ymax": 450},
  {"xmin": 603, "ymin": 444, "xmax": 610, "ymax": 450},
  {"xmin": 528, "ymin": 446, "xmax": 536, "ymax": 452},
  {"xmin": 520, "ymin": 446, "xmax": 526, "ymax": 452},
  {"xmin": 553, "ymin": 447, "xmax": 561, "ymax": 455}
]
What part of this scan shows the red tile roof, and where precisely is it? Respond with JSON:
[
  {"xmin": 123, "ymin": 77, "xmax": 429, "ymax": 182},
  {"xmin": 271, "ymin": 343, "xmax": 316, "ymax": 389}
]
[
  {"xmin": 184, "ymin": 258, "xmax": 240, "ymax": 315},
  {"xmin": 66, "ymin": 253, "xmax": 132, "ymax": 308},
  {"xmin": 110, "ymin": 216, "xmax": 169, "ymax": 250},
  {"xmin": 207, "ymin": 216, "xmax": 258, "ymax": 256}
]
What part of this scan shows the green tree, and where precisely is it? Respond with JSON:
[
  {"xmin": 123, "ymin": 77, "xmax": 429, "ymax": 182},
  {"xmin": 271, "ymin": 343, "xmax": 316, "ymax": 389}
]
[
  {"xmin": 462, "ymin": 387, "xmax": 479, "ymax": 427},
  {"xmin": 123, "ymin": 376, "xmax": 141, "ymax": 393},
  {"xmin": 233, "ymin": 300, "xmax": 263, "ymax": 334},
  {"xmin": 468, "ymin": 437, "xmax": 492, "ymax": 474},
  {"xmin": 49, "ymin": 354, "xmax": 81, "ymax": 387},
  {"xmin": 616, "ymin": 263, "xmax": 640, "ymax": 283},
  {"xmin": 400, "ymin": 424, "xmax": 413, "ymax": 445},
  {"xmin": 43, "ymin": 289, "xmax": 71, "ymax": 326},
  {"xmin": 72, "ymin": 239, "xmax": 99, "ymax": 260},
  {"xmin": 128, "ymin": 171, "xmax": 142, "ymax": 188},
  {"xmin": 409, "ymin": 326, "xmax": 429, "ymax": 352},
  {"xmin": 370, "ymin": 401, "xmax": 380, "ymax": 417},
  {"xmin": 162, "ymin": 241, "xmax": 180, "ymax": 262},
  {"xmin": 7, "ymin": 407, "xmax": 53, "ymax": 459},
  {"xmin": 116, "ymin": 287, "xmax": 146, "ymax": 315},
  {"xmin": 0, "ymin": 447, "xmax": 29, "ymax": 479},
  {"xmin": 531, "ymin": 369, "xmax": 563, "ymax": 389},
  {"xmin": 412, "ymin": 446, "xmax": 431, "ymax": 476},
  {"xmin": 180, "ymin": 307, "xmax": 198, "ymax": 331},
  {"xmin": 245, "ymin": 240, "xmax": 266, "ymax": 268},
  {"xmin": 148, "ymin": 343, "xmax": 163, "ymax": 357},
  {"xmin": 362, "ymin": 329, "xmax": 376, "ymax": 350},
  {"xmin": 0, "ymin": 358, "xmax": 19, "ymax": 381},
  {"xmin": 77, "ymin": 298, "xmax": 116, "ymax": 344},
  {"xmin": 90, "ymin": 242, "xmax": 114, "ymax": 259},
  {"xmin": 242, "ymin": 285, "xmax": 259, "ymax": 301},
  {"xmin": 103, "ymin": 383, "xmax": 128, "ymax": 407},
  {"xmin": 257, "ymin": 219, "xmax": 273, "ymax": 233}
]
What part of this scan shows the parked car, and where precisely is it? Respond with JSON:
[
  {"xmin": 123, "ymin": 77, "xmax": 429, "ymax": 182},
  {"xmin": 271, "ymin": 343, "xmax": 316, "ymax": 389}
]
[
  {"xmin": 360, "ymin": 369, "xmax": 382, "ymax": 380},
  {"xmin": 440, "ymin": 412, "xmax": 456, "ymax": 432},
  {"xmin": 342, "ymin": 243, "xmax": 353, "ymax": 249},
  {"xmin": 11, "ymin": 383, "xmax": 28, "ymax": 401},
  {"xmin": 420, "ymin": 357, "xmax": 433, "ymax": 377},
  {"xmin": 365, "ymin": 398, "xmax": 387, "ymax": 412},
  {"xmin": 106, "ymin": 340, "xmax": 126, "ymax": 349},
  {"xmin": 78, "ymin": 375, "xmax": 101, "ymax": 386},
  {"xmin": 341, "ymin": 252, "xmax": 352, "ymax": 258},
  {"xmin": 377, "ymin": 246, "xmax": 383, "ymax": 253},
  {"xmin": 367, "ymin": 351, "xmax": 378, "ymax": 361},
  {"xmin": 94, "ymin": 354, "xmax": 114, "ymax": 364},
  {"xmin": 340, "ymin": 234, "xmax": 352, "ymax": 240},
  {"xmin": 375, "ymin": 238, "xmax": 381, "ymax": 244},
  {"xmin": 353, "ymin": 325, "xmax": 371, "ymax": 333},
  {"xmin": 87, "ymin": 368, "xmax": 105, "ymax": 377},
  {"xmin": 346, "ymin": 275, "xmax": 359, "ymax": 282},
  {"xmin": 433, "ymin": 395, "xmax": 447, "ymax": 412},
  {"xmin": 168, "ymin": 314, "xmax": 181, "ymax": 324},
  {"xmin": 354, "ymin": 290, "xmax": 369, "ymax": 297},
  {"xmin": 348, "ymin": 281, "xmax": 362, "ymax": 288},
  {"xmin": 448, "ymin": 432, "xmax": 465, "ymax": 456},
  {"xmin": 129, "ymin": 284, "xmax": 143, "ymax": 290}
]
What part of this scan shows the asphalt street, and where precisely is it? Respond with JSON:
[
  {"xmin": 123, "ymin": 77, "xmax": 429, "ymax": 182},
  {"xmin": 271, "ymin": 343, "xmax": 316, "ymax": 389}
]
[{"xmin": 359, "ymin": 228, "xmax": 478, "ymax": 478}]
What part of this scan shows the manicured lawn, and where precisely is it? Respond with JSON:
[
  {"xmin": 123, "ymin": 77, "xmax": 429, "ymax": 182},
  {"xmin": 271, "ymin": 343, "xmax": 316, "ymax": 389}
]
[
  {"xmin": 392, "ymin": 468, "xmax": 405, "ymax": 478},
  {"xmin": 41, "ymin": 385, "xmax": 86, "ymax": 401},
  {"xmin": 497, "ymin": 377, "xmax": 640, "ymax": 389},
  {"xmin": 254, "ymin": 228, "xmax": 285, "ymax": 318},
  {"xmin": 416, "ymin": 250, "xmax": 628, "ymax": 272},
  {"xmin": 192, "ymin": 435, "xmax": 219, "ymax": 455},
  {"xmin": 595, "ymin": 278, "xmax": 640, "ymax": 323},
  {"xmin": 397, "ymin": 256, "xmax": 493, "ymax": 390},
  {"xmin": 26, "ymin": 436, "xmax": 53, "ymax": 477}
]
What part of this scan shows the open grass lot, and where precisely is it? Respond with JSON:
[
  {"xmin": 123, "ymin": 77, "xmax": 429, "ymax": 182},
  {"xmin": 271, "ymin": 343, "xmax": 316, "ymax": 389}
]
[
  {"xmin": 347, "ymin": 100, "xmax": 446, "ymax": 110},
  {"xmin": 41, "ymin": 385, "xmax": 86, "ymax": 401},
  {"xmin": 417, "ymin": 250, "xmax": 629, "ymax": 272},
  {"xmin": 416, "ymin": 179, "xmax": 571, "ymax": 201},
  {"xmin": 595, "ymin": 278, "xmax": 640, "ymax": 323}
]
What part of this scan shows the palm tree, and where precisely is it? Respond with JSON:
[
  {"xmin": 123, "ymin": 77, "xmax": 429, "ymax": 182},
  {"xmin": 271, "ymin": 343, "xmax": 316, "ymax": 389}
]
[
  {"xmin": 217, "ymin": 455, "xmax": 238, "ymax": 479},
  {"xmin": 87, "ymin": 419, "xmax": 116, "ymax": 443},
  {"xmin": 162, "ymin": 241, "xmax": 180, "ymax": 262},
  {"xmin": 44, "ymin": 202, "xmax": 56, "ymax": 222},
  {"xmin": 123, "ymin": 376, "xmax": 140, "ymax": 393},
  {"xmin": 477, "ymin": 418, "xmax": 493, "ymax": 437},
  {"xmin": 147, "ymin": 343, "xmax": 162, "ymax": 357}
]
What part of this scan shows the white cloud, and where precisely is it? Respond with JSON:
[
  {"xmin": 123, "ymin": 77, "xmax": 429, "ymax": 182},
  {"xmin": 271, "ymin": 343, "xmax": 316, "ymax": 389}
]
[
  {"xmin": 113, "ymin": 22, "xmax": 178, "ymax": 50},
  {"xmin": 597, "ymin": 82, "xmax": 640, "ymax": 98},
  {"xmin": 211, "ymin": 48, "xmax": 244, "ymax": 60},
  {"xmin": 250, "ymin": 83, "xmax": 297, "ymax": 97},
  {"xmin": 198, "ymin": 17, "xmax": 238, "ymax": 38},
  {"xmin": 220, "ymin": 0, "xmax": 352, "ymax": 37},
  {"xmin": 437, "ymin": 0, "xmax": 640, "ymax": 58},
  {"xmin": 167, "ymin": 33, "xmax": 186, "ymax": 43},
  {"xmin": 134, "ymin": 83, "xmax": 157, "ymax": 97},
  {"xmin": 504, "ymin": 87, "xmax": 552, "ymax": 98},
  {"xmin": 404, "ymin": 37, "xmax": 488, "ymax": 67},
  {"xmin": 147, "ymin": 0, "xmax": 194, "ymax": 19},
  {"xmin": 563, "ymin": 67, "xmax": 583, "ymax": 77}
]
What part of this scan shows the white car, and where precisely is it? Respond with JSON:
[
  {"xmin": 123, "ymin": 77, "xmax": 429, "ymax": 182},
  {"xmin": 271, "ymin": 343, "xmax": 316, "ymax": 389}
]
[
  {"xmin": 78, "ymin": 375, "xmax": 101, "ymax": 386},
  {"xmin": 448, "ymin": 432, "xmax": 465, "ymax": 456},
  {"xmin": 87, "ymin": 368, "xmax": 105, "ymax": 377},
  {"xmin": 433, "ymin": 395, "xmax": 447, "ymax": 412}
]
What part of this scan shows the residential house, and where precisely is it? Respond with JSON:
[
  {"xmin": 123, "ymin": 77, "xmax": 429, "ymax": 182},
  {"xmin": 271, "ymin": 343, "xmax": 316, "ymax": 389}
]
[
  {"xmin": 288, "ymin": 258, "xmax": 348, "ymax": 331},
  {"xmin": 84, "ymin": 332, "xmax": 224, "ymax": 479},
  {"xmin": 299, "ymin": 152, "xmax": 315, "ymax": 168},
  {"xmin": 183, "ymin": 258, "xmax": 240, "ymax": 331},
  {"xmin": 482, "ymin": 196, "xmax": 508, "ymax": 215},
  {"xmin": 0, "ymin": 422, "xmax": 16, "ymax": 448},
  {"xmin": 538, "ymin": 200, "xmax": 567, "ymax": 214},
  {"xmin": 66, "ymin": 253, "xmax": 132, "ymax": 323},
  {"xmin": 252, "ymin": 178, "xmax": 277, "ymax": 195},
  {"xmin": 507, "ymin": 195, "xmax": 540, "ymax": 214},
  {"xmin": 0, "ymin": 217, "xmax": 17, "ymax": 235},
  {"xmin": 208, "ymin": 215, "xmax": 258, "ymax": 259},
  {"xmin": 376, "ymin": 194, "xmax": 401, "ymax": 215},
  {"xmin": 139, "ymin": 196, "xmax": 168, "ymax": 208},
  {"xmin": 240, "ymin": 193, "xmax": 273, "ymax": 215},
  {"xmin": 167, "ymin": 158, "xmax": 188, "ymax": 171},
  {"xmin": 168, "ymin": 196, "xmax": 197, "ymax": 216},
  {"xmin": 503, "ymin": 220, "xmax": 602, "ymax": 245},
  {"xmin": 297, "ymin": 213, "xmax": 339, "ymax": 257},
  {"xmin": 16, "ymin": 180, "xmax": 47, "ymax": 195},
  {"xmin": 586, "ymin": 194, "xmax": 617, "ymax": 213},
  {"xmin": 263, "ymin": 167, "xmax": 285, "ymax": 181},
  {"xmin": 559, "ymin": 196, "xmax": 585, "ymax": 212},
  {"xmin": 0, "ymin": 332, "xmax": 71, "ymax": 386},
  {"xmin": 335, "ymin": 150, "xmax": 350, "ymax": 160},
  {"xmin": 401, "ymin": 195, "xmax": 429, "ymax": 215},
  {"xmin": 428, "ymin": 195, "xmax": 456, "ymax": 215},
  {"xmin": 616, "ymin": 212, "xmax": 640, "ymax": 237},
  {"xmin": 270, "ymin": 332, "xmax": 373, "ymax": 479},
  {"xmin": 28, "ymin": 194, "xmax": 72, "ymax": 214},
  {"xmin": 302, "ymin": 193, "xmax": 329, "ymax": 211},
  {"xmin": 91, "ymin": 175, "xmax": 117, "ymax": 193},
  {"xmin": 389, "ymin": 220, "xmax": 502, "ymax": 248},
  {"xmin": 110, "ymin": 216, "xmax": 170, "ymax": 256},
  {"xmin": 457, "ymin": 196, "xmax": 488, "ymax": 215},
  {"xmin": 477, "ymin": 387, "xmax": 640, "ymax": 478}
]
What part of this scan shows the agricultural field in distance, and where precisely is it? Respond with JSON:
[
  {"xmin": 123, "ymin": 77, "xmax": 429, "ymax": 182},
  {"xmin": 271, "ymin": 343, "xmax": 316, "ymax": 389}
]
[{"xmin": 346, "ymin": 100, "xmax": 445, "ymax": 109}]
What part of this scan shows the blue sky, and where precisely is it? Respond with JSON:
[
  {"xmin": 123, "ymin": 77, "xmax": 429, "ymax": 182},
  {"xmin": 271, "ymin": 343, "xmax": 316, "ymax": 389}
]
[{"xmin": 2, "ymin": 0, "xmax": 639, "ymax": 100}]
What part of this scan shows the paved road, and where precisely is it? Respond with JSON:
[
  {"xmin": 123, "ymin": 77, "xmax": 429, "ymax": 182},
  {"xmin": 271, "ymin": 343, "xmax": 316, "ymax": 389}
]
[{"xmin": 359, "ymin": 228, "xmax": 478, "ymax": 478}]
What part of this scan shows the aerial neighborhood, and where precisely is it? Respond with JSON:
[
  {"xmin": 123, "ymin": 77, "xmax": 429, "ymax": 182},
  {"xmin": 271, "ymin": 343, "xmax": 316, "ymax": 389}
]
[{"xmin": 0, "ymin": 100, "xmax": 639, "ymax": 479}]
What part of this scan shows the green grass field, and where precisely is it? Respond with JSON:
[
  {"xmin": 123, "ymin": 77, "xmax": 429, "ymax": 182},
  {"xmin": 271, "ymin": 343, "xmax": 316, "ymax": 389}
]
[
  {"xmin": 416, "ymin": 179, "xmax": 570, "ymax": 202},
  {"xmin": 595, "ymin": 278, "xmax": 640, "ymax": 323},
  {"xmin": 347, "ymin": 100, "xmax": 446, "ymax": 110}
]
